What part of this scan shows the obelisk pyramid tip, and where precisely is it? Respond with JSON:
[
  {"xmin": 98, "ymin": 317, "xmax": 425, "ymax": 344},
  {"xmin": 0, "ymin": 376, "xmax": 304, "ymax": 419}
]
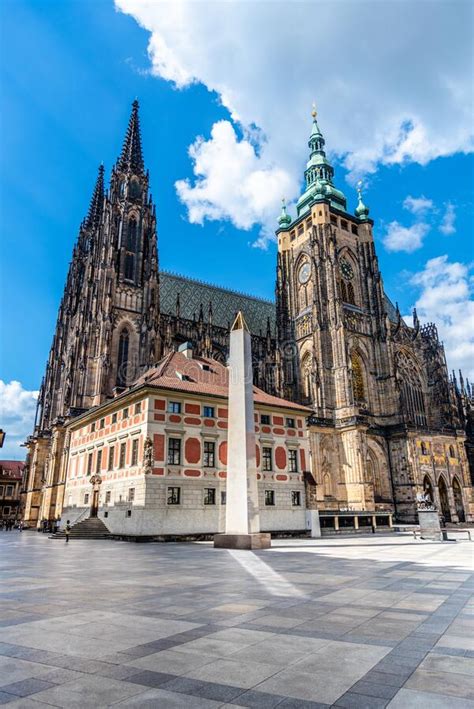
[{"xmin": 231, "ymin": 311, "xmax": 249, "ymax": 332}]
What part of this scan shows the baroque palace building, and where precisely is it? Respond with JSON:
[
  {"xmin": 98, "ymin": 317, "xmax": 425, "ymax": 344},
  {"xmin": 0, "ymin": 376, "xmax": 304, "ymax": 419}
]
[{"xmin": 22, "ymin": 101, "xmax": 474, "ymax": 533}]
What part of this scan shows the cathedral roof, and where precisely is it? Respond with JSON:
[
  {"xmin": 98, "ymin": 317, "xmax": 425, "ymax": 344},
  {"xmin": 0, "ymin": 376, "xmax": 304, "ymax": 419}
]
[
  {"xmin": 159, "ymin": 271, "xmax": 276, "ymax": 336},
  {"xmin": 132, "ymin": 351, "xmax": 311, "ymax": 412}
]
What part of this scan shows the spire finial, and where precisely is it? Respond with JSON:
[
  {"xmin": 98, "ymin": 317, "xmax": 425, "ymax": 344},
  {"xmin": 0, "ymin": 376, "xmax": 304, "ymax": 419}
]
[
  {"xmin": 277, "ymin": 197, "xmax": 292, "ymax": 227},
  {"xmin": 84, "ymin": 164, "xmax": 105, "ymax": 230},
  {"xmin": 118, "ymin": 99, "xmax": 144, "ymax": 175},
  {"xmin": 355, "ymin": 180, "xmax": 370, "ymax": 221},
  {"xmin": 311, "ymin": 102, "xmax": 317, "ymax": 119}
]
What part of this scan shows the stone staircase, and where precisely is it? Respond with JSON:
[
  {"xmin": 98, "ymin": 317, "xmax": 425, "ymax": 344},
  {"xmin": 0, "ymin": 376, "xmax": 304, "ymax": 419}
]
[{"xmin": 50, "ymin": 517, "xmax": 111, "ymax": 540}]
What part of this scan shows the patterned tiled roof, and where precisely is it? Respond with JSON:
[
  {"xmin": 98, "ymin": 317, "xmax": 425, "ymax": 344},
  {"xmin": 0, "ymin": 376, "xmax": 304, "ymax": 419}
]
[
  {"xmin": 160, "ymin": 271, "xmax": 398, "ymax": 331},
  {"xmin": 159, "ymin": 271, "xmax": 275, "ymax": 336},
  {"xmin": 133, "ymin": 351, "xmax": 311, "ymax": 413}
]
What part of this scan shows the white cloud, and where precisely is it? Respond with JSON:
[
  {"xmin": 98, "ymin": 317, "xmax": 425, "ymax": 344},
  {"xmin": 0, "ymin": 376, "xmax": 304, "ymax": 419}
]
[
  {"xmin": 383, "ymin": 221, "xmax": 430, "ymax": 253},
  {"xmin": 116, "ymin": 0, "xmax": 473, "ymax": 238},
  {"xmin": 403, "ymin": 195, "xmax": 434, "ymax": 216},
  {"xmin": 0, "ymin": 381, "xmax": 38, "ymax": 460},
  {"xmin": 410, "ymin": 256, "xmax": 474, "ymax": 379},
  {"xmin": 439, "ymin": 202, "xmax": 456, "ymax": 235},
  {"xmin": 175, "ymin": 120, "xmax": 294, "ymax": 246}
]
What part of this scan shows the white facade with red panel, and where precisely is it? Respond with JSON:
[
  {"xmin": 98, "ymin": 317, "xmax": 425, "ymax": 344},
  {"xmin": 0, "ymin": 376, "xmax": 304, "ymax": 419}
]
[{"xmin": 61, "ymin": 351, "xmax": 311, "ymax": 537}]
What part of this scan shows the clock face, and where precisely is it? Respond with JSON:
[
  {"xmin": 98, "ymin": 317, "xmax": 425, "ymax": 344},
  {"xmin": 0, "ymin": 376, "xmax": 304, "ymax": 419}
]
[
  {"xmin": 299, "ymin": 263, "xmax": 311, "ymax": 284},
  {"xmin": 340, "ymin": 258, "xmax": 354, "ymax": 281}
]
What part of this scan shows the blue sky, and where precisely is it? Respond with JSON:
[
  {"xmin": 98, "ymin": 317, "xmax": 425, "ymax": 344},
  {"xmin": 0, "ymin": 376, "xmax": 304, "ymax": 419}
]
[{"xmin": 0, "ymin": 0, "xmax": 473, "ymax": 458}]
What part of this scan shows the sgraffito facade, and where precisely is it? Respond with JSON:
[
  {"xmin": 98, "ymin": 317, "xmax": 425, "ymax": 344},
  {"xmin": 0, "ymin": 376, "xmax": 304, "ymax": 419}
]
[{"xmin": 22, "ymin": 101, "xmax": 474, "ymax": 531}]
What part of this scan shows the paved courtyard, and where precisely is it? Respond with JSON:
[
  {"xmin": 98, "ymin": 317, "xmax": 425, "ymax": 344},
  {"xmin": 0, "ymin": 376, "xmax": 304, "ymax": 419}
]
[{"xmin": 0, "ymin": 533, "xmax": 473, "ymax": 708}]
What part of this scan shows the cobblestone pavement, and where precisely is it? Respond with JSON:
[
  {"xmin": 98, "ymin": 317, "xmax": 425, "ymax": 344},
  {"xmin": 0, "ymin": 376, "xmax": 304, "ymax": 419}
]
[{"xmin": 0, "ymin": 532, "xmax": 473, "ymax": 708}]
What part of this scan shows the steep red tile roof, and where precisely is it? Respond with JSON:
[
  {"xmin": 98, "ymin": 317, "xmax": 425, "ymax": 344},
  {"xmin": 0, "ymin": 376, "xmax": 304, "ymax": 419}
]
[
  {"xmin": 133, "ymin": 351, "xmax": 310, "ymax": 413},
  {"xmin": 0, "ymin": 460, "xmax": 25, "ymax": 479}
]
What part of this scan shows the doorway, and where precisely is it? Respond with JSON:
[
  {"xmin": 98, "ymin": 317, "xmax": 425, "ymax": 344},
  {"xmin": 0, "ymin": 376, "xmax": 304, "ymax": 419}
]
[
  {"xmin": 90, "ymin": 488, "xmax": 99, "ymax": 518},
  {"xmin": 438, "ymin": 476, "xmax": 451, "ymax": 523}
]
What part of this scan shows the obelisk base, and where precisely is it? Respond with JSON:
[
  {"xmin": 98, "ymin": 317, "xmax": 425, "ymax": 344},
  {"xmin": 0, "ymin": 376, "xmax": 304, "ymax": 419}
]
[{"xmin": 214, "ymin": 533, "xmax": 271, "ymax": 550}]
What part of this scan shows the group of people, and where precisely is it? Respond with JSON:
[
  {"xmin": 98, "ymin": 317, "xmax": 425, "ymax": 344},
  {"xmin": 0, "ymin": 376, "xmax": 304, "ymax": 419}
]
[
  {"xmin": 0, "ymin": 519, "xmax": 23, "ymax": 531},
  {"xmin": 40, "ymin": 517, "xmax": 61, "ymax": 534}
]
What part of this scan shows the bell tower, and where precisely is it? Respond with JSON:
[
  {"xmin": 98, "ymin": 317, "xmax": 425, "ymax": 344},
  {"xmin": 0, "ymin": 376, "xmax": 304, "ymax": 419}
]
[{"xmin": 275, "ymin": 106, "xmax": 395, "ymax": 512}]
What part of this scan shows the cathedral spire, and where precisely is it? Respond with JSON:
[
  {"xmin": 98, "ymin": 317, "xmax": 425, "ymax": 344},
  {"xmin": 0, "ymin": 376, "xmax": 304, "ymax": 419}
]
[
  {"xmin": 84, "ymin": 164, "xmax": 105, "ymax": 230},
  {"xmin": 296, "ymin": 104, "xmax": 347, "ymax": 216},
  {"xmin": 118, "ymin": 99, "xmax": 144, "ymax": 174}
]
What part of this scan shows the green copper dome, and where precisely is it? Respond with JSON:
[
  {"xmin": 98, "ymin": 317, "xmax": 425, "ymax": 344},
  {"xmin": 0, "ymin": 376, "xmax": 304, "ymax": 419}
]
[
  {"xmin": 277, "ymin": 198, "xmax": 292, "ymax": 227},
  {"xmin": 355, "ymin": 181, "xmax": 370, "ymax": 220},
  {"xmin": 296, "ymin": 106, "xmax": 347, "ymax": 217}
]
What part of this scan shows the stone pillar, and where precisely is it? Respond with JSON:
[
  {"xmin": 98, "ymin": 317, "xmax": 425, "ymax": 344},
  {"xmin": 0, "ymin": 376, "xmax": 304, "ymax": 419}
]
[
  {"xmin": 214, "ymin": 312, "xmax": 271, "ymax": 550},
  {"xmin": 306, "ymin": 509, "xmax": 321, "ymax": 538}
]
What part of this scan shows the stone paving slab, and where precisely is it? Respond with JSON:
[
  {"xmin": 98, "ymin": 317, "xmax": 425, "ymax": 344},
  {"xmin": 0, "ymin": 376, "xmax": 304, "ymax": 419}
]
[{"xmin": 0, "ymin": 532, "xmax": 472, "ymax": 707}]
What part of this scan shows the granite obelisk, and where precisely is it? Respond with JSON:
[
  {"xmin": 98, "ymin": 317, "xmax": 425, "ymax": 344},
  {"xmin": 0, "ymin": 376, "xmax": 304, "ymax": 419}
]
[{"xmin": 214, "ymin": 312, "xmax": 271, "ymax": 549}]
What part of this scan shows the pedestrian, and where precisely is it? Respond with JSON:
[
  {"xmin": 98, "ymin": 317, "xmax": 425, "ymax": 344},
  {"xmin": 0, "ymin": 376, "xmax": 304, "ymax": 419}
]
[
  {"xmin": 65, "ymin": 520, "xmax": 71, "ymax": 543},
  {"xmin": 18, "ymin": 520, "xmax": 23, "ymax": 532}
]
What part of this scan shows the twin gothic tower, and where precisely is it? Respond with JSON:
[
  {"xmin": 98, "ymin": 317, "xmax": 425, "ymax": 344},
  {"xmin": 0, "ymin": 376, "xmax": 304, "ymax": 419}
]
[
  {"xmin": 38, "ymin": 101, "xmax": 160, "ymax": 433},
  {"xmin": 23, "ymin": 101, "xmax": 474, "ymax": 526}
]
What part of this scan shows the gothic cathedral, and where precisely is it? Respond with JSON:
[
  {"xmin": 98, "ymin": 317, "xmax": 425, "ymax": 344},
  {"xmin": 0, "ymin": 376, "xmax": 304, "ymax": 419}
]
[{"xmin": 22, "ymin": 101, "xmax": 474, "ymax": 527}]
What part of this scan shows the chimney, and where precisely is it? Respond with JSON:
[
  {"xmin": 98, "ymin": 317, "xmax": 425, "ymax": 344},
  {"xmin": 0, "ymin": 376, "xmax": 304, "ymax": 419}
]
[{"xmin": 178, "ymin": 342, "xmax": 193, "ymax": 359}]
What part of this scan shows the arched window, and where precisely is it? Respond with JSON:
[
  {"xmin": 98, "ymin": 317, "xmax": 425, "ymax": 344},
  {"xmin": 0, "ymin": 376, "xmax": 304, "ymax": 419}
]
[
  {"xmin": 116, "ymin": 329, "xmax": 129, "ymax": 387},
  {"xmin": 301, "ymin": 353, "xmax": 312, "ymax": 400},
  {"xmin": 351, "ymin": 352, "xmax": 366, "ymax": 403},
  {"xmin": 452, "ymin": 477, "xmax": 465, "ymax": 522},
  {"xmin": 449, "ymin": 445, "xmax": 456, "ymax": 458},
  {"xmin": 423, "ymin": 475, "xmax": 434, "ymax": 502},
  {"xmin": 124, "ymin": 218, "xmax": 138, "ymax": 282},
  {"xmin": 347, "ymin": 283, "xmax": 356, "ymax": 305},
  {"xmin": 421, "ymin": 441, "xmax": 429, "ymax": 455},
  {"xmin": 323, "ymin": 473, "xmax": 332, "ymax": 498},
  {"xmin": 396, "ymin": 351, "xmax": 427, "ymax": 427}
]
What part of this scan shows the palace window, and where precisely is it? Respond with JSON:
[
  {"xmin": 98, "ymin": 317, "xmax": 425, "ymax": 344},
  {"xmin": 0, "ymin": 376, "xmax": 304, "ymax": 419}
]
[
  {"xmin": 168, "ymin": 438, "xmax": 181, "ymax": 466},
  {"xmin": 119, "ymin": 442, "xmax": 126, "ymax": 469},
  {"xmin": 91, "ymin": 422, "xmax": 96, "ymax": 433},
  {"xmin": 265, "ymin": 490, "xmax": 275, "ymax": 506},
  {"xmin": 87, "ymin": 453, "xmax": 93, "ymax": 476},
  {"xmin": 289, "ymin": 449, "xmax": 298, "ymax": 473},
  {"xmin": 203, "ymin": 406, "xmax": 215, "ymax": 418},
  {"xmin": 286, "ymin": 417, "xmax": 295, "ymax": 428},
  {"xmin": 204, "ymin": 488, "xmax": 216, "ymax": 505},
  {"xmin": 341, "ymin": 219, "xmax": 348, "ymax": 231},
  {"xmin": 108, "ymin": 446, "xmax": 114, "ymax": 470},
  {"xmin": 95, "ymin": 450, "xmax": 102, "ymax": 474},
  {"xmin": 167, "ymin": 487, "xmax": 181, "ymax": 505},
  {"xmin": 112, "ymin": 413, "xmax": 117, "ymax": 424},
  {"xmin": 135, "ymin": 402, "xmax": 141, "ymax": 414},
  {"xmin": 260, "ymin": 414, "xmax": 271, "ymax": 425},
  {"xmin": 99, "ymin": 418, "xmax": 105, "ymax": 429},
  {"xmin": 116, "ymin": 329, "xmax": 129, "ymax": 387},
  {"xmin": 168, "ymin": 401, "xmax": 181, "ymax": 414},
  {"xmin": 291, "ymin": 490, "xmax": 301, "ymax": 506},
  {"xmin": 123, "ymin": 407, "xmax": 129, "ymax": 419},
  {"xmin": 131, "ymin": 439, "xmax": 139, "ymax": 467},
  {"xmin": 5, "ymin": 485, "xmax": 13, "ymax": 497},
  {"xmin": 262, "ymin": 447, "xmax": 273, "ymax": 471},
  {"xmin": 221, "ymin": 491, "xmax": 226, "ymax": 505},
  {"xmin": 203, "ymin": 441, "xmax": 215, "ymax": 468}
]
